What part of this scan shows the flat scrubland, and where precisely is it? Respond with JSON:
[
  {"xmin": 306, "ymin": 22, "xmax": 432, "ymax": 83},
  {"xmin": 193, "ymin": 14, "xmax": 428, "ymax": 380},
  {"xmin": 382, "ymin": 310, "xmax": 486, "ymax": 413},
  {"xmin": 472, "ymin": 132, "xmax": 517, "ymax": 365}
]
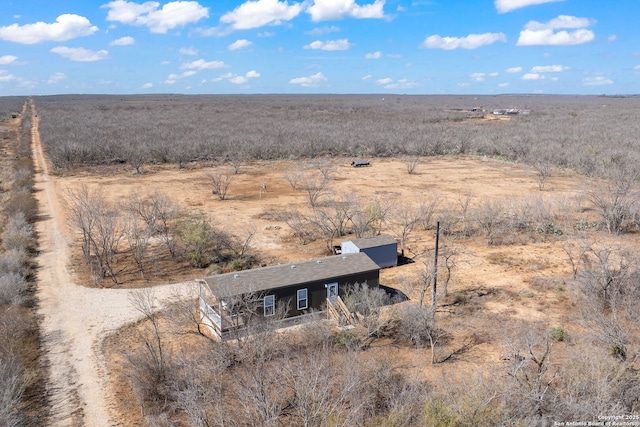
[
  {"xmin": 9, "ymin": 94, "xmax": 640, "ymax": 426},
  {"xmin": 0, "ymin": 99, "xmax": 47, "ymax": 426}
]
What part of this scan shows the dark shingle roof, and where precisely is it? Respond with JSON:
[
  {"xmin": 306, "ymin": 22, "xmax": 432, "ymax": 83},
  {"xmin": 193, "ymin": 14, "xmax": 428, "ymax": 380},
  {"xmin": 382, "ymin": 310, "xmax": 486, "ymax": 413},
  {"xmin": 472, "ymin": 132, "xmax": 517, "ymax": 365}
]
[
  {"xmin": 345, "ymin": 234, "xmax": 397, "ymax": 250},
  {"xmin": 202, "ymin": 252, "xmax": 379, "ymax": 298}
]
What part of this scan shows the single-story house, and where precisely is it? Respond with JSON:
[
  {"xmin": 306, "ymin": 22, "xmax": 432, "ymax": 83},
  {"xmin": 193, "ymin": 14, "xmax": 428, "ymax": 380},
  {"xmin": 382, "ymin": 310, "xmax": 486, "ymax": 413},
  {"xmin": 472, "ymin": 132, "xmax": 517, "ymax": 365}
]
[
  {"xmin": 197, "ymin": 252, "xmax": 380, "ymax": 339},
  {"xmin": 341, "ymin": 234, "xmax": 398, "ymax": 268}
]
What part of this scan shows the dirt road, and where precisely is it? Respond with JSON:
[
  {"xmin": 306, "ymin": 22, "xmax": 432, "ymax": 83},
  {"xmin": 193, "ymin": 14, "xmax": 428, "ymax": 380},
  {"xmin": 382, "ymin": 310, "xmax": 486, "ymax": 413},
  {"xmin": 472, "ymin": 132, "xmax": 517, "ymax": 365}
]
[{"xmin": 30, "ymin": 100, "xmax": 194, "ymax": 426}]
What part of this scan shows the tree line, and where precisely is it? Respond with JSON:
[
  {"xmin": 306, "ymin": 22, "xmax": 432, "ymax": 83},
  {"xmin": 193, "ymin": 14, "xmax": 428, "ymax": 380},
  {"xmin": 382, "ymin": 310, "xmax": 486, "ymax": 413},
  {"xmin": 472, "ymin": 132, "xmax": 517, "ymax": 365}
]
[{"xmin": 33, "ymin": 94, "xmax": 640, "ymax": 181}]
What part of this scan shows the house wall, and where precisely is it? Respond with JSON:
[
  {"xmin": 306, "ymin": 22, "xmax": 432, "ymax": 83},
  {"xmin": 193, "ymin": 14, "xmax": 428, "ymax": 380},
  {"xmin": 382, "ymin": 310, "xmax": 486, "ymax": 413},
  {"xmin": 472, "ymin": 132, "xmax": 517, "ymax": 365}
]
[
  {"xmin": 362, "ymin": 244, "xmax": 397, "ymax": 268},
  {"xmin": 261, "ymin": 269, "xmax": 380, "ymax": 318}
]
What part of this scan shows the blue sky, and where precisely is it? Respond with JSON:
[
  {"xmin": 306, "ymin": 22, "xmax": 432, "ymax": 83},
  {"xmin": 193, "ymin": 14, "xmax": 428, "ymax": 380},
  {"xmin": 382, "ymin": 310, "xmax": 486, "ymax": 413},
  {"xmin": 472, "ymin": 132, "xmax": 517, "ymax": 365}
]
[{"xmin": 0, "ymin": 0, "xmax": 637, "ymax": 95}]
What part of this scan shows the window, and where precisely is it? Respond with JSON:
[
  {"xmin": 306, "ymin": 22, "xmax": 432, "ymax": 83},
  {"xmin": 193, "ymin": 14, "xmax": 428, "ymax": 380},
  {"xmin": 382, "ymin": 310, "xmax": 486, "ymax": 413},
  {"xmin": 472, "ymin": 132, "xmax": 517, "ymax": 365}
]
[
  {"xmin": 297, "ymin": 289, "xmax": 308, "ymax": 310},
  {"xmin": 264, "ymin": 295, "xmax": 275, "ymax": 316}
]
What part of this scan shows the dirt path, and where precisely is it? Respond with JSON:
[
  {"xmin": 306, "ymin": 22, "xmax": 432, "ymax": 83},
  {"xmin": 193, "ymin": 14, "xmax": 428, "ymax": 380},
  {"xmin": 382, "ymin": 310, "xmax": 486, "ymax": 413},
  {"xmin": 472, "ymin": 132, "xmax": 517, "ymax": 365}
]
[{"xmin": 31, "ymin": 100, "xmax": 195, "ymax": 426}]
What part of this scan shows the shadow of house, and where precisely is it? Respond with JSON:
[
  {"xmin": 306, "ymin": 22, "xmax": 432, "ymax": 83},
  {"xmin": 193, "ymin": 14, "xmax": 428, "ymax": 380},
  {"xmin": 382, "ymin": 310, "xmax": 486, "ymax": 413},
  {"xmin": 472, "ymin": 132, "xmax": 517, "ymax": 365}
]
[{"xmin": 197, "ymin": 253, "xmax": 380, "ymax": 340}]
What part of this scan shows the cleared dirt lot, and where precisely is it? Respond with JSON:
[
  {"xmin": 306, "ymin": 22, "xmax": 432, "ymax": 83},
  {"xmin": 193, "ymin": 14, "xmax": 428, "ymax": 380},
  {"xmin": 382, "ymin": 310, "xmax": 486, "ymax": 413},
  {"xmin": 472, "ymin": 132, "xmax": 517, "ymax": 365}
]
[{"xmin": 48, "ymin": 152, "xmax": 640, "ymax": 424}]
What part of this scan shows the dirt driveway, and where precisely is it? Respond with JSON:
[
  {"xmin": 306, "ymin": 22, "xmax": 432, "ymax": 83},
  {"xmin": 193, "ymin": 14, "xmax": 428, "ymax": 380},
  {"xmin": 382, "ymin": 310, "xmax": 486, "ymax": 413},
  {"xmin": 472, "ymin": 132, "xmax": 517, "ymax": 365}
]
[{"xmin": 31, "ymin": 100, "xmax": 195, "ymax": 427}]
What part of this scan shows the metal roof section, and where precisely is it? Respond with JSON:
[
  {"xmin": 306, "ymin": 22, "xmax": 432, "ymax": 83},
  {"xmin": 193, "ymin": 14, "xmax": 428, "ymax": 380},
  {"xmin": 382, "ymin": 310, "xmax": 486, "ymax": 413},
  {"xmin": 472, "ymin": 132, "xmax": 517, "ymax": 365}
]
[
  {"xmin": 202, "ymin": 252, "xmax": 379, "ymax": 298},
  {"xmin": 346, "ymin": 234, "xmax": 397, "ymax": 250}
]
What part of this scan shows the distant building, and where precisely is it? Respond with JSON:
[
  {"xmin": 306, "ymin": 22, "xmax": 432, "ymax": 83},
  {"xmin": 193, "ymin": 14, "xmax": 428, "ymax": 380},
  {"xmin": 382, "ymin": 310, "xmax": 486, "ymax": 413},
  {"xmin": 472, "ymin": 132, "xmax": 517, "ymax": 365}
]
[{"xmin": 341, "ymin": 234, "xmax": 398, "ymax": 268}]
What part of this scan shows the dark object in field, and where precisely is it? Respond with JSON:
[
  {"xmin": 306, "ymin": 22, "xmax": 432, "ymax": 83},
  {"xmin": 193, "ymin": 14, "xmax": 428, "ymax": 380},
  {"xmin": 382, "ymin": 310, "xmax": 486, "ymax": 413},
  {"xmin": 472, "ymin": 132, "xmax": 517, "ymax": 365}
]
[{"xmin": 351, "ymin": 160, "xmax": 371, "ymax": 167}]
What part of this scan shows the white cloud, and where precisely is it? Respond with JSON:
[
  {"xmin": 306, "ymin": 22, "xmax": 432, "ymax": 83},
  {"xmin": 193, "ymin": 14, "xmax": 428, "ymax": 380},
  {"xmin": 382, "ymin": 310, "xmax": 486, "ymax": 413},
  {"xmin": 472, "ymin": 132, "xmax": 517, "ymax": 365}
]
[
  {"xmin": 229, "ymin": 75, "xmax": 248, "ymax": 84},
  {"xmin": 307, "ymin": 0, "xmax": 386, "ymax": 22},
  {"xmin": 517, "ymin": 15, "xmax": 595, "ymax": 46},
  {"xmin": 0, "ymin": 70, "xmax": 16, "ymax": 82},
  {"xmin": 362, "ymin": 74, "xmax": 372, "ymax": 80},
  {"xmin": 228, "ymin": 70, "xmax": 261, "ymax": 84},
  {"xmin": 365, "ymin": 51, "xmax": 381, "ymax": 59},
  {"xmin": 0, "ymin": 55, "xmax": 17, "ymax": 65},
  {"xmin": 530, "ymin": 65, "xmax": 567, "ymax": 73},
  {"xmin": 374, "ymin": 77, "xmax": 418, "ymax": 89},
  {"xmin": 220, "ymin": 0, "xmax": 302, "ymax": 30},
  {"xmin": 289, "ymin": 71, "xmax": 327, "ymax": 87},
  {"xmin": 47, "ymin": 72, "xmax": 67, "ymax": 84},
  {"xmin": 50, "ymin": 46, "xmax": 109, "ymax": 62},
  {"xmin": 304, "ymin": 39, "xmax": 351, "ymax": 50},
  {"xmin": 522, "ymin": 73, "xmax": 544, "ymax": 80},
  {"xmin": 422, "ymin": 32, "xmax": 506, "ymax": 50},
  {"xmin": 495, "ymin": 0, "xmax": 564, "ymax": 14},
  {"xmin": 229, "ymin": 39, "xmax": 253, "ymax": 51},
  {"xmin": 506, "ymin": 66, "xmax": 523, "ymax": 73},
  {"xmin": 608, "ymin": 34, "xmax": 617, "ymax": 42},
  {"xmin": 110, "ymin": 36, "xmax": 135, "ymax": 45},
  {"xmin": 471, "ymin": 72, "xmax": 485, "ymax": 82},
  {"xmin": 179, "ymin": 47, "xmax": 198, "ymax": 55},
  {"xmin": 306, "ymin": 25, "xmax": 340, "ymax": 36},
  {"xmin": 181, "ymin": 59, "xmax": 226, "ymax": 70},
  {"xmin": 498, "ymin": 82, "xmax": 510, "ymax": 87},
  {"xmin": 141, "ymin": 82, "xmax": 153, "ymax": 88},
  {"xmin": 634, "ymin": 65, "xmax": 640, "ymax": 72},
  {"xmin": 583, "ymin": 76, "xmax": 613, "ymax": 86},
  {"xmin": 103, "ymin": 0, "xmax": 209, "ymax": 34},
  {"xmin": 0, "ymin": 14, "xmax": 98, "ymax": 44}
]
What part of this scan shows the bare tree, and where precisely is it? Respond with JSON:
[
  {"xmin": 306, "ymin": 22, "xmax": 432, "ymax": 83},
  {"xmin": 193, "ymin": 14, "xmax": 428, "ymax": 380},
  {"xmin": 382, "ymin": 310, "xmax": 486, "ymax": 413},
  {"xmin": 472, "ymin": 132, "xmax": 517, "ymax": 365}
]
[
  {"xmin": 310, "ymin": 194, "xmax": 354, "ymax": 252},
  {"xmin": 387, "ymin": 203, "xmax": 421, "ymax": 258},
  {"xmin": 207, "ymin": 168, "xmax": 235, "ymax": 201},
  {"xmin": 588, "ymin": 169, "xmax": 638, "ymax": 234},
  {"xmin": 561, "ymin": 237, "xmax": 593, "ymax": 279},
  {"xmin": 300, "ymin": 169, "xmax": 332, "ymax": 207},
  {"xmin": 123, "ymin": 210, "xmax": 152, "ymax": 277},
  {"xmin": 503, "ymin": 325, "xmax": 559, "ymax": 421},
  {"xmin": 283, "ymin": 165, "xmax": 305, "ymax": 190},
  {"xmin": 280, "ymin": 207, "xmax": 315, "ymax": 245},
  {"xmin": 66, "ymin": 186, "xmax": 123, "ymax": 283},
  {"xmin": 533, "ymin": 161, "xmax": 553, "ymax": 191},
  {"xmin": 417, "ymin": 193, "xmax": 441, "ymax": 231},
  {"xmin": 127, "ymin": 289, "xmax": 172, "ymax": 408}
]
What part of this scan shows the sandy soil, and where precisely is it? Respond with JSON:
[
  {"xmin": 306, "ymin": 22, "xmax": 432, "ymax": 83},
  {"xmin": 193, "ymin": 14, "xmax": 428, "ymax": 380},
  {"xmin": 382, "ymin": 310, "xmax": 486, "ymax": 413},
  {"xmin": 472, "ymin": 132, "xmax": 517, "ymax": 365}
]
[{"xmin": 31, "ymin": 101, "xmax": 197, "ymax": 427}]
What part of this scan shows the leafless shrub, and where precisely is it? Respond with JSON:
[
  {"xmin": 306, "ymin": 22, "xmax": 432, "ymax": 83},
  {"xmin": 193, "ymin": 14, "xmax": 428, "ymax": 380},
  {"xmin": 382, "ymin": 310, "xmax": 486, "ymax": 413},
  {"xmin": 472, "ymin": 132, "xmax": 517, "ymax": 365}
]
[
  {"xmin": 300, "ymin": 168, "xmax": 332, "ymax": 207},
  {"xmin": 282, "ymin": 165, "xmax": 305, "ymax": 190},
  {"xmin": 473, "ymin": 199, "xmax": 505, "ymax": 245},
  {"xmin": 404, "ymin": 155, "xmax": 420, "ymax": 174},
  {"xmin": 503, "ymin": 324, "xmax": 558, "ymax": 421},
  {"xmin": 588, "ymin": 175, "xmax": 638, "ymax": 234},
  {"xmin": 343, "ymin": 283, "xmax": 394, "ymax": 342},
  {"xmin": 279, "ymin": 206, "xmax": 315, "ymax": 245},
  {"xmin": 561, "ymin": 237, "xmax": 593, "ymax": 278},
  {"xmin": 127, "ymin": 289, "xmax": 173, "ymax": 410},
  {"xmin": 1, "ymin": 214, "xmax": 33, "ymax": 252},
  {"xmin": 0, "ymin": 249, "xmax": 30, "ymax": 278},
  {"xmin": 3, "ymin": 191, "xmax": 37, "ymax": 222},
  {"xmin": 310, "ymin": 194, "xmax": 354, "ymax": 252},
  {"xmin": 417, "ymin": 193, "xmax": 441, "ymax": 231},
  {"xmin": 66, "ymin": 186, "xmax": 123, "ymax": 283},
  {"xmin": 0, "ymin": 353, "xmax": 28, "ymax": 427},
  {"xmin": 207, "ymin": 168, "xmax": 235, "ymax": 201},
  {"xmin": 0, "ymin": 274, "xmax": 27, "ymax": 306},
  {"xmin": 533, "ymin": 161, "xmax": 553, "ymax": 191},
  {"xmin": 397, "ymin": 302, "xmax": 445, "ymax": 364},
  {"xmin": 386, "ymin": 203, "xmax": 421, "ymax": 258}
]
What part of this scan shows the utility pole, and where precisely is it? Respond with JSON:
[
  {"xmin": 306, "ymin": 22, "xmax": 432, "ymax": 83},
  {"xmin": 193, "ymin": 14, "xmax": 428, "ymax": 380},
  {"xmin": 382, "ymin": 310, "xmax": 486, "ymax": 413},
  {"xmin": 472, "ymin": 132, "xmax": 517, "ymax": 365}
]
[{"xmin": 431, "ymin": 221, "xmax": 440, "ymax": 309}]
